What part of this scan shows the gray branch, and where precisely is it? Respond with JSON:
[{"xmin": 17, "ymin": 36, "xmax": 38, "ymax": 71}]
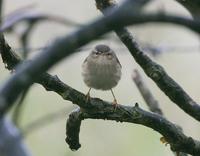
[
  {"xmin": 66, "ymin": 108, "xmax": 82, "ymax": 151},
  {"xmin": 0, "ymin": 0, "xmax": 199, "ymax": 117},
  {"xmin": 132, "ymin": 69, "xmax": 187, "ymax": 156},
  {"xmin": 94, "ymin": 0, "xmax": 200, "ymax": 122},
  {"xmin": 1, "ymin": 0, "xmax": 200, "ymax": 117},
  {"xmin": 1, "ymin": 0, "xmax": 200, "ymax": 155},
  {"xmin": 1, "ymin": 31, "xmax": 199, "ymax": 154},
  {"xmin": 0, "ymin": 117, "xmax": 31, "ymax": 156},
  {"xmin": 132, "ymin": 69, "xmax": 163, "ymax": 115},
  {"xmin": 66, "ymin": 103, "xmax": 200, "ymax": 155}
]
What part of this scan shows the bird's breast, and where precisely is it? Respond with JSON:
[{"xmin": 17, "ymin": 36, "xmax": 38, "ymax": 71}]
[{"xmin": 82, "ymin": 58, "xmax": 121, "ymax": 90}]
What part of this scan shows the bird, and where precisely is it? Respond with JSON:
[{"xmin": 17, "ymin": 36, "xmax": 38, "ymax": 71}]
[{"xmin": 82, "ymin": 44, "xmax": 122, "ymax": 106}]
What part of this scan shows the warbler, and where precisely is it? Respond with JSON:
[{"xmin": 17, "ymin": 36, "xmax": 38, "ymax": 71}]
[{"xmin": 82, "ymin": 44, "xmax": 122, "ymax": 106}]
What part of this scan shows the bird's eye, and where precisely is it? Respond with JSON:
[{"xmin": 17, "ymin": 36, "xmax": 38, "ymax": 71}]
[
  {"xmin": 92, "ymin": 51, "xmax": 100, "ymax": 55},
  {"xmin": 95, "ymin": 52, "xmax": 101, "ymax": 55},
  {"xmin": 92, "ymin": 51, "xmax": 100, "ymax": 57},
  {"xmin": 107, "ymin": 53, "xmax": 113, "ymax": 59}
]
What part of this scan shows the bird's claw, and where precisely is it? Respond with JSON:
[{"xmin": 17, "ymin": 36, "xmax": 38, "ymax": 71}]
[
  {"xmin": 160, "ymin": 137, "xmax": 169, "ymax": 146},
  {"xmin": 160, "ymin": 137, "xmax": 180, "ymax": 156}
]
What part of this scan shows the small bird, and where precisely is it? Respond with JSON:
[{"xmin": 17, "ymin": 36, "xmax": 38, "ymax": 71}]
[{"xmin": 82, "ymin": 44, "xmax": 122, "ymax": 106}]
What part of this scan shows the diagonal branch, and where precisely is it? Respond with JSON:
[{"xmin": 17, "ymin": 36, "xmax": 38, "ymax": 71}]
[
  {"xmin": 1, "ymin": 0, "xmax": 200, "ymax": 123},
  {"xmin": 2, "ymin": 33, "xmax": 196, "ymax": 154},
  {"xmin": 0, "ymin": 34, "xmax": 89, "ymax": 109},
  {"xmin": 1, "ymin": 18, "xmax": 200, "ymax": 156},
  {"xmin": 132, "ymin": 69, "xmax": 163, "ymax": 115},
  {"xmin": 1, "ymin": 0, "xmax": 200, "ymax": 155},
  {"xmin": 132, "ymin": 69, "xmax": 188, "ymax": 156},
  {"xmin": 94, "ymin": 0, "xmax": 200, "ymax": 122}
]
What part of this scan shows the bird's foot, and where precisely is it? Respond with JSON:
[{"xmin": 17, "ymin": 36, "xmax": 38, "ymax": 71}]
[
  {"xmin": 161, "ymin": 137, "xmax": 180, "ymax": 156},
  {"xmin": 160, "ymin": 137, "xmax": 169, "ymax": 146}
]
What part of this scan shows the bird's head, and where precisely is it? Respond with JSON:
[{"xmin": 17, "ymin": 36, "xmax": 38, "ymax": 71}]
[{"xmin": 91, "ymin": 44, "xmax": 115, "ymax": 60}]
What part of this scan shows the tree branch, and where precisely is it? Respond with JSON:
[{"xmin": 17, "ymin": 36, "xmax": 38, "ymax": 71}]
[
  {"xmin": 132, "ymin": 69, "xmax": 163, "ymax": 115},
  {"xmin": 1, "ymin": 0, "xmax": 200, "ymax": 116},
  {"xmin": 0, "ymin": 7, "xmax": 81, "ymax": 32},
  {"xmin": 66, "ymin": 108, "xmax": 82, "ymax": 151},
  {"xmin": 1, "ymin": 12, "xmax": 200, "ymax": 156},
  {"xmin": 0, "ymin": 117, "xmax": 31, "ymax": 156},
  {"xmin": 0, "ymin": 0, "xmax": 198, "ymax": 117},
  {"xmin": 94, "ymin": 0, "xmax": 200, "ymax": 122},
  {"xmin": 0, "ymin": 34, "xmax": 89, "ymax": 109},
  {"xmin": 132, "ymin": 69, "xmax": 188, "ymax": 156},
  {"xmin": 65, "ymin": 104, "xmax": 200, "ymax": 155},
  {"xmin": 1, "ymin": 0, "xmax": 200, "ymax": 155}
]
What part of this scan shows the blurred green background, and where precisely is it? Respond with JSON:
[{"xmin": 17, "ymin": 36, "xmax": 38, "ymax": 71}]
[{"xmin": 0, "ymin": 0, "xmax": 200, "ymax": 156}]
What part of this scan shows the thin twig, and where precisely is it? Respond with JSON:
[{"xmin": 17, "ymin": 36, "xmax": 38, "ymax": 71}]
[
  {"xmin": 1, "ymin": 7, "xmax": 82, "ymax": 32},
  {"xmin": 132, "ymin": 69, "xmax": 163, "ymax": 115},
  {"xmin": 132, "ymin": 69, "xmax": 187, "ymax": 156},
  {"xmin": 12, "ymin": 89, "xmax": 29, "ymax": 126}
]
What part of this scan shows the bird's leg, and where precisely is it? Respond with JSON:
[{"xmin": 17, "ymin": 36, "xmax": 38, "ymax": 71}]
[
  {"xmin": 86, "ymin": 88, "xmax": 91, "ymax": 102},
  {"xmin": 111, "ymin": 89, "xmax": 118, "ymax": 108}
]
